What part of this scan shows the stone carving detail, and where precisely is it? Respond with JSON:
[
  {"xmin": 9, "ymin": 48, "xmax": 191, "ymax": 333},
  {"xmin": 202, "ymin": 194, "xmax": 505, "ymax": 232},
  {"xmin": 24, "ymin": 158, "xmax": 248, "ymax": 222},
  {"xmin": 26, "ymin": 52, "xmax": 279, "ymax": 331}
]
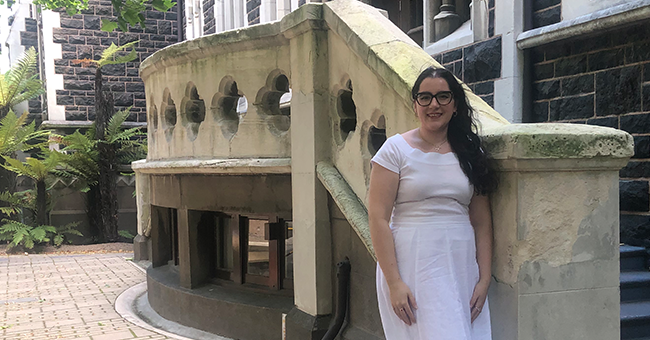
[
  {"xmin": 161, "ymin": 88, "xmax": 177, "ymax": 141},
  {"xmin": 337, "ymin": 79, "xmax": 357, "ymax": 142},
  {"xmin": 256, "ymin": 70, "xmax": 291, "ymax": 136},
  {"xmin": 181, "ymin": 82, "xmax": 206, "ymax": 141},
  {"xmin": 212, "ymin": 76, "xmax": 247, "ymax": 140}
]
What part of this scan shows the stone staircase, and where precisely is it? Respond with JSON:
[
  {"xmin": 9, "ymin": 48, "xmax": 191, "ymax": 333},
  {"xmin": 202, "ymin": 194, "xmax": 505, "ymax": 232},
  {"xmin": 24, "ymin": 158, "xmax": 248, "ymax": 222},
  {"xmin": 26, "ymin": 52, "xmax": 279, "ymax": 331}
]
[{"xmin": 621, "ymin": 245, "xmax": 650, "ymax": 339}]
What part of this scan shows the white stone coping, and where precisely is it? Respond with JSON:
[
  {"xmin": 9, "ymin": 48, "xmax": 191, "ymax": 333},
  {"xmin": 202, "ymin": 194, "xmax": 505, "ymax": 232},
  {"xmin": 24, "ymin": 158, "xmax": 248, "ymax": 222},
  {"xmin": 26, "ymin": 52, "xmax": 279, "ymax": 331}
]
[
  {"xmin": 517, "ymin": 0, "xmax": 650, "ymax": 49},
  {"xmin": 131, "ymin": 158, "xmax": 292, "ymax": 174},
  {"xmin": 482, "ymin": 123, "xmax": 634, "ymax": 170}
]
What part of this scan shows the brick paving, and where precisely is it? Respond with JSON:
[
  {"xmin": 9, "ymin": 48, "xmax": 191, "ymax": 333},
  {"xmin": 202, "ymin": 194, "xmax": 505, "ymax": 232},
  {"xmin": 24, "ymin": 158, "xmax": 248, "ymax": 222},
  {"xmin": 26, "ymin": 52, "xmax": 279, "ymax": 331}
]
[{"xmin": 0, "ymin": 253, "xmax": 171, "ymax": 340}]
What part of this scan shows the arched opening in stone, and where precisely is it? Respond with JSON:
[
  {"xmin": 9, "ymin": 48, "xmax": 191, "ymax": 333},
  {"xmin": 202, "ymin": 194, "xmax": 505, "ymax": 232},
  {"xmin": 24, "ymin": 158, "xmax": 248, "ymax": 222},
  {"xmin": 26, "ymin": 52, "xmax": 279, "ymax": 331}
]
[
  {"xmin": 212, "ymin": 76, "xmax": 246, "ymax": 140},
  {"xmin": 150, "ymin": 104, "xmax": 158, "ymax": 130},
  {"xmin": 337, "ymin": 79, "xmax": 356, "ymax": 141},
  {"xmin": 256, "ymin": 71, "xmax": 291, "ymax": 136},
  {"xmin": 181, "ymin": 83, "xmax": 206, "ymax": 141},
  {"xmin": 161, "ymin": 89, "xmax": 177, "ymax": 141},
  {"xmin": 368, "ymin": 115, "xmax": 386, "ymax": 156}
]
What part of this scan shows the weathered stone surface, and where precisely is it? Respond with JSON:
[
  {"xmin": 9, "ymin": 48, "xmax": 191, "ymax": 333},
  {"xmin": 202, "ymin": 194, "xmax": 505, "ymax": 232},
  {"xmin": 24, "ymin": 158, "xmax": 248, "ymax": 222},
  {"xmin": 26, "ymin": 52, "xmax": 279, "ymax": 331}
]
[
  {"xmin": 572, "ymin": 34, "xmax": 612, "ymax": 55},
  {"xmin": 64, "ymin": 80, "xmax": 93, "ymax": 90},
  {"xmin": 620, "ymin": 180, "xmax": 649, "ymax": 212},
  {"xmin": 588, "ymin": 48, "xmax": 624, "ymax": 71},
  {"xmin": 114, "ymin": 93, "xmax": 134, "ymax": 106},
  {"xmin": 621, "ymin": 161, "xmax": 650, "ymax": 179},
  {"xmin": 596, "ymin": 66, "xmax": 641, "ymax": 116},
  {"xmin": 531, "ymin": 102, "xmax": 549, "ymax": 122},
  {"xmin": 627, "ymin": 41, "xmax": 650, "ymax": 64},
  {"xmin": 586, "ymin": 116, "xmax": 617, "ymax": 128},
  {"xmin": 561, "ymin": 74, "xmax": 593, "ymax": 96},
  {"xmin": 555, "ymin": 55, "xmax": 587, "ymax": 77},
  {"xmin": 474, "ymin": 81, "xmax": 494, "ymax": 95},
  {"xmin": 621, "ymin": 214, "xmax": 650, "ymax": 247},
  {"xmin": 102, "ymin": 64, "xmax": 126, "ymax": 76},
  {"xmin": 550, "ymin": 95, "xmax": 594, "ymax": 121},
  {"xmin": 545, "ymin": 42, "xmax": 571, "ymax": 61},
  {"xmin": 533, "ymin": 6, "xmax": 560, "ymax": 28},
  {"xmin": 69, "ymin": 36, "xmax": 86, "ymax": 44},
  {"xmin": 620, "ymin": 113, "xmax": 650, "ymax": 134},
  {"xmin": 534, "ymin": 80, "xmax": 560, "ymax": 100},
  {"xmin": 633, "ymin": 136, "xmax": 650, "ymax": 159},
  {"xmin": 57, "ymin": 96, "xmax": 74, "ymax": 106},
  {"xmin": 644, "ymin": 63, "xmax": 650, "ymax": 82},
  {"xmin": 533, "ymin": 0, "xmax": 560, "ymax": 11},
  {"xmin": 65, "ymin": 110, "xmax": 87, "ymax": 121},
  {"xmin": 463, "ymin": 37, "xmax": 501, "ymax": 83},
  {"xmin": 75, "ymin": 96, "xmax": 95, "ymax": 106},
  {"xmin": 643, "ymin": 84, "xmax": 650, "ymax": 111},
  {"xmin": 443, "ymin": 48, "xmax": 462, "ymax": 63},
  {"xmin": 534, "ymin": 63, "xmax": 554, "ymax": 80},
  {"xmin": 126, "ymin": 82, "xmax": 145, "ymax": 92},
  {"xmin": 61, "ymin": 19, "xmax": 84, "ymax": 29},
  {"xmin": 84, "ymin": 15, "xmax": 100, "ymax": 30}
]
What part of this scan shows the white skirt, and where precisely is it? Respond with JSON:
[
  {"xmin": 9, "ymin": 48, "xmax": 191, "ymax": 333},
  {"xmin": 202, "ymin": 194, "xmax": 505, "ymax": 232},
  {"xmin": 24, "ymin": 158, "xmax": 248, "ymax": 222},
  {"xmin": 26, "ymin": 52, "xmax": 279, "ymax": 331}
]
[{"xmin": 376, "ymin": 217, "xmax": 492, "ymax": 340}]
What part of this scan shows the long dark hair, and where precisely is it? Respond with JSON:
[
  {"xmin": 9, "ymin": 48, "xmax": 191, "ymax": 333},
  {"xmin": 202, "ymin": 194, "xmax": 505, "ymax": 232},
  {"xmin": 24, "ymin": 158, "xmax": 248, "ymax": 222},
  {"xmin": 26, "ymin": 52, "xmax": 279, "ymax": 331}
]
[{"xmin": 411, "ymin": 67, "xmax": 497, "ymax": 195}]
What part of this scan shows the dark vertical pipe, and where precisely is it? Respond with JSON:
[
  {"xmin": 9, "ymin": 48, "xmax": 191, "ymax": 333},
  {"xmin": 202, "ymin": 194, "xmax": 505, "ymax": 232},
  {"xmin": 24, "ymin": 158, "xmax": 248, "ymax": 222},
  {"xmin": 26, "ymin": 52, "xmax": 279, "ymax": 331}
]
[{"xmin": 321, "ymin": 258, "xmax": 351, "ymax": 340}]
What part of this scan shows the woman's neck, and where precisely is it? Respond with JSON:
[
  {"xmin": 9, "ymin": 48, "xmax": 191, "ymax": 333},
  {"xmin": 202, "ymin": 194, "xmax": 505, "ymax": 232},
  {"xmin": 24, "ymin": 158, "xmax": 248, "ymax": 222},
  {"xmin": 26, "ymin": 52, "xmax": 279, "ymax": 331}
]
[{"xmin": 417, "ymin": 128, "xmax": 448, "ymax": 146}]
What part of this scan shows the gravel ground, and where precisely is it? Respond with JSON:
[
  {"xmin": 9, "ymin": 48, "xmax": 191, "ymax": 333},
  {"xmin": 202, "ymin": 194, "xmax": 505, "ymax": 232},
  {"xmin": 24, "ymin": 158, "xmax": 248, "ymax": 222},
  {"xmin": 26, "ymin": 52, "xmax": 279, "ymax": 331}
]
[{"xmin": 0, "ymin": 242, "xmax": 134, "ymax": 255}]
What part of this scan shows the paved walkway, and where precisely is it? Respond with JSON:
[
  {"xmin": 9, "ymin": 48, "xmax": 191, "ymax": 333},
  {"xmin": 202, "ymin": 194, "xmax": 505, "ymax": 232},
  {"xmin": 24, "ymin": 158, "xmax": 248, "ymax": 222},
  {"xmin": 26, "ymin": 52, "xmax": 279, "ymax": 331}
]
[{"xmin": 1, "ymin": 253, "xmax": 171, "ymax": 340}]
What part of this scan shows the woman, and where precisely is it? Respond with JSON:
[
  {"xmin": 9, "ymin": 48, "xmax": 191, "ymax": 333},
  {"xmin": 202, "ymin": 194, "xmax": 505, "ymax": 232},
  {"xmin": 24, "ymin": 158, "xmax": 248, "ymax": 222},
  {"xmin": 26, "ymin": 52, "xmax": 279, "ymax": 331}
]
[{"xmin": 368, "ymin": 67, "xmax": 497, "ymax": 339}]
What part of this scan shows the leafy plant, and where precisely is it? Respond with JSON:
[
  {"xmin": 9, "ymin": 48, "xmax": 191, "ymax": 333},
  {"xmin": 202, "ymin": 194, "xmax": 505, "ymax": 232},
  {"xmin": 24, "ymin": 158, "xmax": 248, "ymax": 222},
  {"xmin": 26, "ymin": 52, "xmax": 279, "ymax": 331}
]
[
  {"xmin": 0, "ymin": 112, "xmax": 50, "ymax": 157},
  {"xmin": 53, "ymin": 222, "xmax": 82, "ymax": 247},
  {"xmin": 118, "ymin": 230, "xmax": 134, "ymax": 239},
  {"xmin": 0, "ymin": 219, "xmax": 55, "ymax": 250},
  {"xmin": 0, "ymin": 48, "xmax": 45, "ymax": 118}
]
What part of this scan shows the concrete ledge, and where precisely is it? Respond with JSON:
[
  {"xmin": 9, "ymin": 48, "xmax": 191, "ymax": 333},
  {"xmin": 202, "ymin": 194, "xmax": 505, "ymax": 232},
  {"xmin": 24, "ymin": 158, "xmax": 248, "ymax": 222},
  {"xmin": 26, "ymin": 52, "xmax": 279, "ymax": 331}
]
[
  {"xmin": 483, "ymin": 123, "xmax": 634, "ymax": 171},
  {"xmin": 147, "ymin": 265, "xmax": 293, "ymax": 340},
  {"xmin": 41, "ymin": 120, "xmax": 147, "ymax": 129},
  {"xmin": 316, "ymin": 161, "xmax": 374, "ymax": 260},
  {"xmin": 517, "ymin": 0, "xmax": 650, "ymax": 49},
  {"xmin": 132, "ymin": 158, "xmax": 292, "ymax": 174}
]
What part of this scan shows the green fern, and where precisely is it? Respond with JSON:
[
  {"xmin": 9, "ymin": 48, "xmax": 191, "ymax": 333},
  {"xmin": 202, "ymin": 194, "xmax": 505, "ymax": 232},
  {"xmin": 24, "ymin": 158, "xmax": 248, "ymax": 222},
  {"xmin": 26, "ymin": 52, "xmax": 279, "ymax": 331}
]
[
  {"xmin": 0, "ymin": 219, "xmax": 54, "ymax": 250},
  {"xmin": 0, "ymin": 48, "xmax": 45, "ymax": 116},
  {"xmin": 0, "ymin": 111, "xmax": 50, "ymax": 156},
  {"xmin": 97, "ymin": 41, "xmax": 139, "ymax": 68},
  {"xmin": 53, "ymin": 222, "xmax": 82, "ymax": 247}
]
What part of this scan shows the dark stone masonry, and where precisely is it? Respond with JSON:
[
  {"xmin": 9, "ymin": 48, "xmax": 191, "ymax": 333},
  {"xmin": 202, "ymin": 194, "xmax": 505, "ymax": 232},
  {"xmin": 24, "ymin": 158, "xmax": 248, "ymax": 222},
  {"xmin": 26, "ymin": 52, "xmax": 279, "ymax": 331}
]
[
  {"xmin": 21, "ymin": 18, "xmax": 43, "ymax": 120},
  {"xmin": 52, "ymin": 1, "xmax": 178, "ymax": 122},
  {"xmin": 432, "ymin": 36, "xmax": 502, "ymax": 108},
  {"xmin": 204, "ymin": 0, "xmax": 216, "ymax": 34},
  {"xmin": 532, "ymin": 0, "xmax": 561, "ymax": 29},
  {"xmin": 527, "ymin": 23, "xmax": 650, "ymax": 246}
]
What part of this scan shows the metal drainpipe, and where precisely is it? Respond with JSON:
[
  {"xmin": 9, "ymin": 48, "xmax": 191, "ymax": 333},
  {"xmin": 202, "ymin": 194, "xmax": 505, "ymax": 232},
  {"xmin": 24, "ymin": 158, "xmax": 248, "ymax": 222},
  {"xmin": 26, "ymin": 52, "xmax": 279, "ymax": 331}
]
[
  {"xmin": 321, "ymin": 258, "xmax": 351, "ymax": 340},
  {"xmin": 34, "ymin": 4, "xmax": 47, "ymax": 123},
  {"xmin": 177, "ymin": 0, "xmax": 184, "ymax": 42}
]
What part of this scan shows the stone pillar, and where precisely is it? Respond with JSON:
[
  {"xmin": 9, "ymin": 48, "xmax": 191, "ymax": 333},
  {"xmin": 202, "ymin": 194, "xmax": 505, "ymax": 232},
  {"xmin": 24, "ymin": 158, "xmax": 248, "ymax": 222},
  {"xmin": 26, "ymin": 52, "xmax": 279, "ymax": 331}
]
[
  {"xmin": 133, "ymin": 169, "xmax": 151, "ymax": 261},
  {"xmin": 424, "ymin": 0, "xmax": 443, "ymax": 44},
  {"xmin": 283, "ymin": 12, "xmax": 333, "ymax": 340},
  {"xmin": 433, "ymin": 0, "xmax": 461, "ymax": 41},
  {"xmin": 483, "ymin": 124, "xmax": 633, "ymax": 340}
]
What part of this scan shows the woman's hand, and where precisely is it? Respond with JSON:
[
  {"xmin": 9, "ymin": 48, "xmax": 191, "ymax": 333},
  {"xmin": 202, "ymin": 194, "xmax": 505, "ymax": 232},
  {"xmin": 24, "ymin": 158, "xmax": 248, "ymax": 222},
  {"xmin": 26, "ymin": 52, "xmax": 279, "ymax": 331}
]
[
  {"xmin": 470, "ymin": 279, "xmax": 489, "ymax": 322},
  {"xmin": 389, "ymin": 280, "xmax": 418, "ymax": 326}
]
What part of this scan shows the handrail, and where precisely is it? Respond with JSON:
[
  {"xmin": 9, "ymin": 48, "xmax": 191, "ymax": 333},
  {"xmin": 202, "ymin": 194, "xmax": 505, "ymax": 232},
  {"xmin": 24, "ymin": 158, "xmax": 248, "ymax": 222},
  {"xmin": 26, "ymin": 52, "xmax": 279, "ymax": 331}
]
[{"xmin": 316, "ymin": 161, "xmax": 375, "ymax": 261}]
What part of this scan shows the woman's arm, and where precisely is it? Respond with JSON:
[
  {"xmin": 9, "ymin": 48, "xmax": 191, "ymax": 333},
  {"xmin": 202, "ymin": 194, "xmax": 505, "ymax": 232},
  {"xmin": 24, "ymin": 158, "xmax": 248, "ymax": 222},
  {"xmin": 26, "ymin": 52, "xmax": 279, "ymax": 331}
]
[
  {"xmin": 368, "ymin": 164, "xmax": 417, "ymax": 325},
  {"xmin": 468, "ymin": 193, "xmax": 493, "ymax": 322}
]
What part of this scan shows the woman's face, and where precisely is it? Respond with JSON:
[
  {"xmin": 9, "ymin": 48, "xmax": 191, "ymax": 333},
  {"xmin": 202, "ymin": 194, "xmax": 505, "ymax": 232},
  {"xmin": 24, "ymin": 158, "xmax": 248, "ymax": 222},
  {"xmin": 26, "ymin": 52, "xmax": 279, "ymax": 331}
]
[{"xmin": 413, "ymin": 77, "xmax": 456, "ymax": 134}]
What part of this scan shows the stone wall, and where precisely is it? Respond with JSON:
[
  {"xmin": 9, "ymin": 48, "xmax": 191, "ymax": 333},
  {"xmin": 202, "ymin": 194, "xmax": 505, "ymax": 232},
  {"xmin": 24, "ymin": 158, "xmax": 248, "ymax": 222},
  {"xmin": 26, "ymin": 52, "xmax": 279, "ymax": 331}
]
[
  {"xmin": 52, "ymin": 1, "xmax": 178, "ymax": 122},
  {"xmin": 247, "ymin": 0, "xmax": 261, "ymax": 25},
  {"xmin": 533, "ymin": 0, "xmax": 561, "ymax": 29},
  {"xmin": 20, "ymin": 17, "xmax": 43, "ymax": 122},
  {"xmin": 431, "ymin": 36, "xmax": 501, "ymax": 108},
  {"xmin": 526, "ymin": 23, "xmax": 650, "ymax": 246},
  {"xmin": 203, "ymin": 0, "xmax": 216, "ymax": 34}
]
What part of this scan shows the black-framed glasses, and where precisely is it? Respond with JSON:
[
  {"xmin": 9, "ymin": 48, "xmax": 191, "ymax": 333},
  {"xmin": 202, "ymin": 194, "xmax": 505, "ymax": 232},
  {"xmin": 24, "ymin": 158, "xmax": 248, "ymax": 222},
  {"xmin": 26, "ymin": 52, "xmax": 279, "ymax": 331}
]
[{"xmin": 415, "ymin": 91, "xmax": 454, "ymax": 106}]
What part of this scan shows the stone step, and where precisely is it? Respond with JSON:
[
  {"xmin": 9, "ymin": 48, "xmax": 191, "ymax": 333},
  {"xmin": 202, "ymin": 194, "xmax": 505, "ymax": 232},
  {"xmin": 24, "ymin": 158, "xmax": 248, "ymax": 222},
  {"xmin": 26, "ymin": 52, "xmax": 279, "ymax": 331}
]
[
  {"xmin": 621, "ymin": 245, "xmax": 648, "ymax": 272},
  {"xmin": 621, "ymin": 301, "xmax": 650, "ymax": 339},
  {"xmin": 621, "ymin": 271, "xmax": 650, "ymax": 302}
]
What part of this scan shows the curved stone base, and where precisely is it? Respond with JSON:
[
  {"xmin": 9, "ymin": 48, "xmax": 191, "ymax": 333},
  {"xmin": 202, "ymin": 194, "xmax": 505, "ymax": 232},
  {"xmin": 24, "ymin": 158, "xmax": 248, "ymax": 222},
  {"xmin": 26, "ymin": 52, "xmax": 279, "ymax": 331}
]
[{"xmin": 147, "ymin": 265, "xmax": 294, "ymax": 340}]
